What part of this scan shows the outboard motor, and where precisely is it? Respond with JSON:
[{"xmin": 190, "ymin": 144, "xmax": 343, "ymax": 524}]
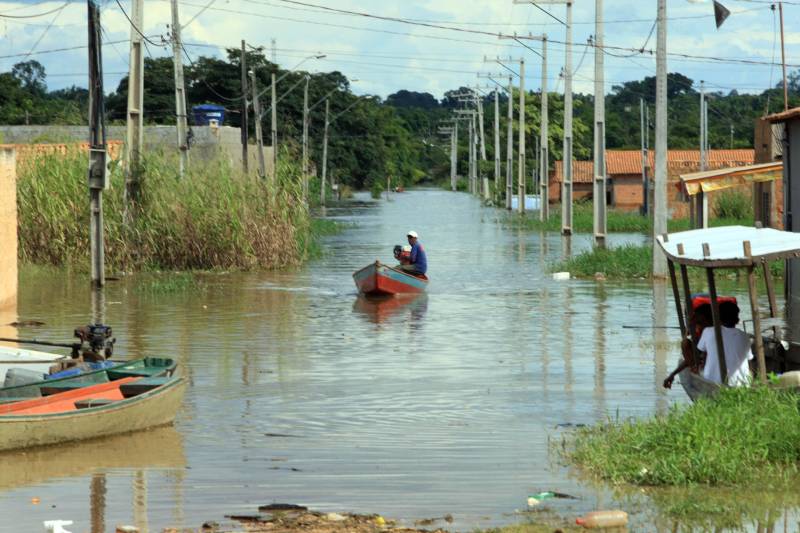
[
  {"xmin": 73, "ymin": 323, "xmax": 116, "ymax": 361},
  {"xmin": 393, "ymin": 244, "xmax": 412, "ymax": 265}
]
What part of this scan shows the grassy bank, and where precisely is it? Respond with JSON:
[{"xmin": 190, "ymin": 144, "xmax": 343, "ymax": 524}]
[
  {"xmin": 506, "ymin": 201, "xmax": 752, "ymax": 234},
  {"xmin": 565, "ymin": 386, "xmax": 800, "ymax": 486},
  {"xmin": 17, "ymin": 148, "xmax": 339, "ymax": 271}
]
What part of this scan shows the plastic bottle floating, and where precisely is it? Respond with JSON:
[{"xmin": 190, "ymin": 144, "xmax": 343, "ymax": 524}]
[{"xmin": 575, "ymin": 510, "xmax": 628, "ymax": 529}]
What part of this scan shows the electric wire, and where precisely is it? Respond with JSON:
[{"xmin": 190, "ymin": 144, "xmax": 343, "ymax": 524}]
[
  {"xmin": 114, "ymin": 0, "xmax": 166, "ymax": 47},
  {"xmin": 21, "ymin": 2, "xmax": 67, "ymax": 60},
  {"xmin": 0, "ymin": 1, "xmax": 69, "ymax": 19}
]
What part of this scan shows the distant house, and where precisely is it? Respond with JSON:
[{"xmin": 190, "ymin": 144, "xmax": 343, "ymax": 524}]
[
  {"xmin": 549, "ymin": 160, "xmax": 594, "ymax": 203},
  {"xmin": 550, "ymin": 149, "xmax": 756, "ymax": 216}
]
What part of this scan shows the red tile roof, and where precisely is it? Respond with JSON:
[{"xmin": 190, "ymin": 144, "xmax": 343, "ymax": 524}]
[
  {"xmin": 553, "ymin": 160, "xmax": 595, "ymax": 183},
  {"xmin": 552, "ymin": 149, "xmax": 755, "ymax": 181}
]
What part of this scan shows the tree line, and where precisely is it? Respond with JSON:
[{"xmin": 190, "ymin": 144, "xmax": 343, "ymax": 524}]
[{"xmin": 2, "ymin": 53, "xmax": 799, "ymax": 188}]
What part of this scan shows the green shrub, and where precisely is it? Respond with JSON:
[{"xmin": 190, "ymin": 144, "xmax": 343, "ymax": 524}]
[
  {"xmin": 551, "ymin": 244, "xmax": 652, "ymax": 279},
  {"xmin": 713, "ymin": 190, "xmax": 753, "ymax": 220},
  {"xmin": 370, "ymin": 180, "xmax": 385, "ymax": 199}
]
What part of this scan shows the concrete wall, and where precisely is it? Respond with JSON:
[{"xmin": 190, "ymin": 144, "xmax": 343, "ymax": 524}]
[
  {"xmin": 0, "ymin": 147, "xmax": 17, "ymax": 310},
  {"xmin": 0, "ymin": 125, "xmax": 274, "ymax": 176}
]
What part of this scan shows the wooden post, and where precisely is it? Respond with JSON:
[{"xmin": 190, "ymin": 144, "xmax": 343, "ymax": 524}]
[
  {"xmin": 706, "ymin": 267, "xmax": 729, "ymax": 384},
  {"xmin": 87, "ymin": 0, "xmax": 106, "ymax": 289},
  {"xmin": 680, "ymin": 264, "xmax": 701, "ymax": 366},
  {"xmin": 744, "ymin": 241, "xmax": 768, "ymax": 384},
  {"xmin": 667, "ymin": 260, "xmax": 687, "ymax": 337}
]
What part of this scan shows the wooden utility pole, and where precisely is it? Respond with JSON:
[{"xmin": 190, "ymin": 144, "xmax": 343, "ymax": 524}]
[
  {"xmin": 124, "ymin": 0, "xmax": 143, "ymax": 224},
  {"xmin": 170, "ymin": 0, "xmax": 189, "ymax": 177},
  {"xmin": 87, "ymin": 0, "xmax": 106, "ymax": 288},
  {"xmin": 696, "ymin": 80, "xmax": 708, "ymax": 228},
  {"xmin": 321, "ymin": 99, "xmax": 329, "ymax": 204},
  {"xmin": 592, "ymin": 0, "xmax": 606, "ymax": 247},
  {"xmin": 271, "ymin": 72, "xmax": 278, "ymax": 182},
  {"xmin": 250, "ymin": 71, "xmax": 267, "ymax": 179},
  {"xmin": 240, "ymin": 40, "xmax": 249, "ymax": 175},
  {"xmin": 780, "ymin": 2, "xmax": 788, "ymax": 111},
  {"xmin": 653, "ymin": 0, "xmax": 668, "ymax": 278},
  {"xmin": 302, "ymin": 75, "xmax": 309, "ymax": 201},
  {"xmin": 540, "ymin": 37, "xmax": 549, "ymax": 221},
  {"xmin": 517, "ymin": 58, "xmax": 526, "ymax": 214}
]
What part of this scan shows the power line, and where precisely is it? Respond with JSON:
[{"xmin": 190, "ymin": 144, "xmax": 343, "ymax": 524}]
[
  {"xmin": 0, "ymin": 1, "xmax": 70, "ymax": 19},
  {"xmin": 114, "ymin": 0, "xmax": 166, "ymax": 47},
  {"xmin": 21, "ymin": 2, "xmax": 67, "ymax": 60}
]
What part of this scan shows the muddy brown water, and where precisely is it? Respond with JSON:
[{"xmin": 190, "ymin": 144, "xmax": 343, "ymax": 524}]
[{"xmin": 1, "ymin": 190, "xmax": 797, "ymax": 532}]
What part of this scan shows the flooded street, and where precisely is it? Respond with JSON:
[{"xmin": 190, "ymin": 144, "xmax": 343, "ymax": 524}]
[{"xmin": 1, "ymin": 190, "xmax": 797, "ymax": 532}]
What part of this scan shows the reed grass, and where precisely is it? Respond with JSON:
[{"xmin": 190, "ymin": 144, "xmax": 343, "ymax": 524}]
[
  {"xmin": 17, "ymin": 147, "xmax": 326, "ymax": 271},
  {"xmin": 565, "ymin": 386, "xmax": 800, "ymax": 486}
]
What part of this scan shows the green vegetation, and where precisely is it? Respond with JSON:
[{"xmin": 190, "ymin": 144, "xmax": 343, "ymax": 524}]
[
  {"xmin": 713, "ymin": 190, "xmax": 753, "ymax": 220},
  {"xmin": 565, "ymin": 386, "xmax": 800, "ymax": 486},
  {"xmin": 17, "ymin": 148, "xmax": 329, "ymax": 271},
  {"xmin": 552, "ymin": 244, "xmax": 652, "ymax": 279},
  {"xmin": 133, "ymin": 272, "xmax": 200, "ymax": 294},
  {"xmin": 507, "ymin": 201, "xmax": 753, "ymax": 234}
]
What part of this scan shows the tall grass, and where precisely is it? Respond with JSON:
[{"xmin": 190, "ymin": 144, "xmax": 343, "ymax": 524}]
[
  {"xmin": 507, "ymin": 202, "xmax": 753, "ymax": 234},
  {"xmin": 551, "ymin": 244, "xmax": 652, "ymax": 279},
  {"xmin": 565, "ymin": 386, "xmax": 800, "ymax": 486},
  {"xmin": 17, "ymin": 147, "xmax": 319, "ymax": 271}
]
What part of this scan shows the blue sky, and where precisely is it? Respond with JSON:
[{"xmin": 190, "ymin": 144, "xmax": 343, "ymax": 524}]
[{"xmin": 0, "ymin": 0, "xmax": 797, "ymax": 99}]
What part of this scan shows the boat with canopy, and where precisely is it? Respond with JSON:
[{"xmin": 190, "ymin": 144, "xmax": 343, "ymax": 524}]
[{"xmin": 657, "ymin": 225, "xmax": 800, "ymax": 401}]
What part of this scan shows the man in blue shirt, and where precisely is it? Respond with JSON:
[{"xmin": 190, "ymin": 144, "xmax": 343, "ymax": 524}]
[{"xmin": 400, "ymin": 230, "xmax": 427, "ymax": 276}]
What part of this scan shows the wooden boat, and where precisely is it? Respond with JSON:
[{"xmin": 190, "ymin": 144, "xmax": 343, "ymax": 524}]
[
  {"xmin": 353, "ymin": 261, "xmax": 428, "ymax": 296},
  {"xmin": 0, "ymin": 357, "xmax": 176, "ymax": 401},
  {"xmin": 657, "ymin": 225, "xmax": 800, "ymax": 401},
  {"xmin": 0, "ymin": 345, "xmax": 65, "ymax": 383},
  {"xmin": 0, "ymin": 375, "xmax": 186, "ymax": 451}
]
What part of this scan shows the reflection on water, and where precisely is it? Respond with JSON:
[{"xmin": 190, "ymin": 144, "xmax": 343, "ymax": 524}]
[{"xmin": 0, "ymin": 190, "xmax": 796, "ymax": 532}]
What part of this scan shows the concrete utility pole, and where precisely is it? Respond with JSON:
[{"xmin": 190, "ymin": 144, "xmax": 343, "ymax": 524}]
[
  {"xmin": 653, "ymin": 0, "xmax": 668, "ymax": 278},
  {"xmin": 540, "ymin": 37, "xmax": 549, "ymax": 221},
  {"xmin": 780, "ymin": 2, "xmax": 788, "ymax": 111},
  {"xmin": 124, "ymin": 0, "xmax": 143, "ymax": 223},
  {"xmin": 493, "ymin": 87, "xmax": 501, "ymax": 202},
  {"xmin": 507, "ymin": 76, "xmax": 514, "ymax": 210},
  {"xmin": 517, "ymin": 58, "xmax": 526, "ymax": 214},
  {"xmin": 640, "ymin": 98, "xmax": 648, "ymax": 216},
  {"xmin": 562, "ymin": 1, "xmax": 574, "ymax": 234},
  {"xmin": 250, "ymin": 71, "xmax": 267, "ymax": 179},
  {"xmin": 302, "ymin": 75, "xmax": 309, "ymax": 201},
  {"xmin": 592, "ymin": 0, "xmax": 606, "ymax": 247},
  {"xmin": 271, "ymin": 72, "xmax": 278, "ymax": 182},
  {"xmin": 470, "ymin": 113, "xmax": 477, "ymax": 194},
  {"xmin": 240, "ymin": 40, "xmax": 249, "ymax": 175},
  {"xmin": 87, "ymin": 0, "xmax": 106, "ymax": 288},
  {"xmin": 321, "ymin": 99, "xmax": 329, "ymax": 205},
  {"xmin": 477, "ymin": 94, "xmax": 490, "ymax": 200},
  {"xmin": 452, "ymin": 122, "xmax": 458, "ymax": 191},
  {"xmin": 170, "ymin": 0, "xmax": 189, "ymax": 177}
]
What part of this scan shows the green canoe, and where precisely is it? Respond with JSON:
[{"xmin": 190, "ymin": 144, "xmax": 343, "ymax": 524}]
[{"xmin": 0, "ymin": 357, "xmax": 176, "ymax": 401}]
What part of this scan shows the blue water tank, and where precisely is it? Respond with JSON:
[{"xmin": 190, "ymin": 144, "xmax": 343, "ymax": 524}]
[{"xmin": 192, "ymin": 104, "xmax": 226, "ymax": 126}]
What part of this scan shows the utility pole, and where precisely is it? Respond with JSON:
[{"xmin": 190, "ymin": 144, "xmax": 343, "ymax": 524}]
[
  {"xmin": 124, "ymin": 0, "xmax": 143, "ymax": 224},
  {"xmin": 640, "ymin": 98, "xmax": 649, "ymax": 216},
  {"xmin": 696, "ymin": 80, "xmax": 708, "ymax": 228},
  {"xmin": 271, "ymin": 38, "xmax": 277, "ymax": 64},
  {"xmin": 540, "ymin": 37, "xmax": 549, "ymax": 221},
  {"xmin": 653, "ymin": 0, "xmax": 668, "ymax": 278},
  {"xmin": 780, "ymin": 2, "xmax": 788, "ymax": 111},
  {"xmin": 593, "ymin": 0, "xmax": 606, "ymax": 247},
  {"xmin": 451, "ymin": 122, "xmax": 458, "ymax": 192},
  {"xmin": 87, "ymin": 0, "xmax": 106, "ymax": 288},
  {"xmin": 517, "ymin": 58, "xmax": 526, "ymax": 214},
  {"xmin": 494, "ymin": 87, "xmax": 501, "ymax": 203},
  {"xmin": 507, "ymin": 75, "xmax": 514, "ymax": 210},
  {"xmin": 477, "ymin": 94, "xmax": 489, "ymax": 200},
  {"xmin": 240, "ymin": 40, "xmax": 249, "ymax": 175},
  {"xmin": 250, "ymin": 71, "xmax": 266, "ymax": 179},
  {"xmin": 170, "ymin": 0, "xmax": 189, "ymax": 177},
  {"xmin": 302, "ymin": 75, "xmax": 309, "ymax": 202},
  {"xmin": 321, "ymin": 99, "xmax": 329, "ymax": 205},
  {"xmin": 470, "ymin": 113, "xmax": 477, "ymax": 194},
  {"xmin": 271, "ymin": 72, "xmax": 278, "ymax": 182},
  {"xmin": 562, "ymin": 1, "xmax": 574, "ymax": 234}
]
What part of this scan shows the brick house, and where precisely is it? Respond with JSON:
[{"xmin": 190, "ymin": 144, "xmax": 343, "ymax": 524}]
[
  {"xmin": 550, "ymin": 149, "xmax": 756, "ymax": 217},
  {"xmin": 548, "ymin": 160, "xmax": 595, "ymax": 203}
]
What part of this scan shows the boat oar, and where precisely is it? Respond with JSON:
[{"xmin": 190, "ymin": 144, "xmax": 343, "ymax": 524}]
[
  {"xmin": 0, "ymin": 358, "xmax": 68, "ymax": 364},
  {"xmin": 0, "ymin": 337, "xmax": 77, "ymax": 349}
]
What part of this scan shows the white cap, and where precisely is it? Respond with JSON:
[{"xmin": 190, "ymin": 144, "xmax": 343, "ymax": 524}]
[{"xmin": 407, "ymin": 230, "xmax": 418, "ymax": 238}]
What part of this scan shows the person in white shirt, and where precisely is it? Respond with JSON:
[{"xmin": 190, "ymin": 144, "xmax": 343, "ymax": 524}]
[{"xmin": 697, "ymin": 301, "xmax": 753, "ymax": 386}]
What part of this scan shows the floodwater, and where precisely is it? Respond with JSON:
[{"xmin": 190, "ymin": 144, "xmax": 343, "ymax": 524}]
[{"xmin": 0, "ymin": 189, "xmax": 797, "ymax": 532}]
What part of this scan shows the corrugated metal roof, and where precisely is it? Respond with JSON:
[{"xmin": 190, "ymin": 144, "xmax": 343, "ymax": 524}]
[{"xmin": 764, "ymin": 107, "xmax": 800, "ymax": 123}]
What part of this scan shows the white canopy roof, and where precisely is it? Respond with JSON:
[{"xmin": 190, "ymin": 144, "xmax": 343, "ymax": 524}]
[{"xmin": 657, "ymin": 225, "xmax": 800, "ymax": 266}]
